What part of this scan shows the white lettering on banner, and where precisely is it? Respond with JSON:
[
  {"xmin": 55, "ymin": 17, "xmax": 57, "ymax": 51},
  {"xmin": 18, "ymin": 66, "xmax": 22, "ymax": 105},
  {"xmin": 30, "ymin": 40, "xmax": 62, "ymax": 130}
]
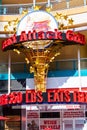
[{"xmin": 63, "ymin": 110, "xmax": 85, "ymax": 118}]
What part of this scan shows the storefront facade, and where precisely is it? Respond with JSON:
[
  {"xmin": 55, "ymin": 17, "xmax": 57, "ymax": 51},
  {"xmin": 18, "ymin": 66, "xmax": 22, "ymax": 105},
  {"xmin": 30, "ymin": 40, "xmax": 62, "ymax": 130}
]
[
  {"xmin": 3, "ymin": 103, "xmax": 87, "ymax": 130},
  {"xmin": 0, "ymin": 1, "xmax": 87, "ymax": 130}
]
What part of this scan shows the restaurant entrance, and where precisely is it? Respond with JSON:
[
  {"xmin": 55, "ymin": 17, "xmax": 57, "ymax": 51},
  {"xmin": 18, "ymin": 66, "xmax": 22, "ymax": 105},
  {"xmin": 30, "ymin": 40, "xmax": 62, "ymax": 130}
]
[
  {"xmin": 2, "ymin": 104, "xmax": 87, "ymax": 130},
  {"xmin": 22, "ymin": 104, "xmax": 86, "ymax": 130}
]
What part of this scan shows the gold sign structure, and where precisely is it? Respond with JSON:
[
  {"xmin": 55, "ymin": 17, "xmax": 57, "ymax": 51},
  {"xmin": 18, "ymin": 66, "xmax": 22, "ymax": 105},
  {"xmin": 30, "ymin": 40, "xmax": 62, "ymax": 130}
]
[
  {"xmin": 21, "ymin": 39, "xmax": 62, "ymax": 92},
  {"xmin": 2, "ymin": 30, "xmax": 85, "ymax": 92},
  {"xmin": 3, "ymin": 11, "xmax": 85, "ymax": 92}
]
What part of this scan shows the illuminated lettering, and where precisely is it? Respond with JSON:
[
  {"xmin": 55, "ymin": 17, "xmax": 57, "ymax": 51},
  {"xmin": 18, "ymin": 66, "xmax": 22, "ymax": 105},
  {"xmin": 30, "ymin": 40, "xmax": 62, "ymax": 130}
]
[
  {"xmin": 36, "ymin": 91, "xmax": 43, "ymax": 102},
  {"xmin": 66, "ymin": 30, "xmax": 74, "ymax": 41},
  {"xmin": 46, "ymin": 31, "xmax": 55, "ymax": 39},
  {"xmin": 20, "ymin": 31, "xmax": 28, "ymax": 42},
  {"xmin": 64, "ymin": 90, "xmax": 70, "ymax": 102},
  {"xmin": 8, "ymin": 92, "xmax": 22, "ymax": 104},
  {"xmin": 66, "ymin": 30, "xmax": 85, "ymax": 44},
  {"xmin": 53, "ymin": 91, "xmax": 60, "ymax": 102},
  {"xmin": 37, "ymin": 31, "xmax": 46, "ymax": 39},
  {"xmin": 48, "ymin": 90, "xmax": 55, "ymax": 102},
  {"xmin": 26, "ymin": 90, "xmax": 35, "ymax": 103},
  {"xmin": 0, "ymin": 90, "xmax": 87, "ymax": 106},
  {"xmin": 2, "ymin": 29, "xmax": 86, "ymax": 51},
  {"xmin": 26, "ymin": 90, "xmax": 43, "ymax": 103}
]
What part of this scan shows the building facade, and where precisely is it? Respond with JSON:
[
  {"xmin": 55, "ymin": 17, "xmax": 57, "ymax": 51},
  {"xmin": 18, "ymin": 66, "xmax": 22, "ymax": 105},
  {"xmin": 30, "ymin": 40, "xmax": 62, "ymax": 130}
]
[{"xmin": 0, "ymin": 0, "xmax": 87, "ymax": 130}]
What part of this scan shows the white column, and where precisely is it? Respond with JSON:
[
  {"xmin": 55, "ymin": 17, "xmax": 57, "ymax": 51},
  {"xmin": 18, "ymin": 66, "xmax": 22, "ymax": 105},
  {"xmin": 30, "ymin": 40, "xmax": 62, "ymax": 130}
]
[
  {"xmin": 66, "ymin": 0, "xmax": 70, "ymax": 8},
  {"xmin": 48, "ymin": 0, "xmax": 50, "ymax": 6},
  {"xmin": 62, "ymin": 120, "xmax": 64, "ymax": 130},
  {"xmin": 33, "ymin": 0, "xmax": 36, "ymax": 7},
  {"xmin": 84, "ymin": 0, "xmax": 86, "ymax": 6},
  {"xmin": 8, "ymin": 51, "xmax": 11, "ymax": 94},
  {"xmin": 78, "ymin": 46, "xmax": 81, "ymax": 91}
]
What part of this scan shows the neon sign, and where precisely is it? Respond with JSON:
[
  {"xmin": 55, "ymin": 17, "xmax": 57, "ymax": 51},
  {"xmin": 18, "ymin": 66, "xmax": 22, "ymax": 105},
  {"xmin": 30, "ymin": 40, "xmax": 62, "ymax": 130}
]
[
  {"xmin": 0, "ymin": 89, "xmax": 87, "ymax": 106},
  {"xmin": 2, "ymin": 30, "xmax": 86, "ymax": 51}
]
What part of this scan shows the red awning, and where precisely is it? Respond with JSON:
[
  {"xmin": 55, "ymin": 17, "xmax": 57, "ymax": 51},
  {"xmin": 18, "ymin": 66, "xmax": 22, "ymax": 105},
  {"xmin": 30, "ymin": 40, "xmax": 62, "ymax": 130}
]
[{"xmin": 0, "ymin": 116, "xmax": 9, "ymax": 120}]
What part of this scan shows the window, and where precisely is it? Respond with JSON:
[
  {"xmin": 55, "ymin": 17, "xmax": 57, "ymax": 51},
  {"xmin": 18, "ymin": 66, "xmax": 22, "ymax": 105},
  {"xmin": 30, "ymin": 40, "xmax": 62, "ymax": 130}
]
[{"xmin": 40, "ymin": 112, "xmax": 60, "ymax": 118}]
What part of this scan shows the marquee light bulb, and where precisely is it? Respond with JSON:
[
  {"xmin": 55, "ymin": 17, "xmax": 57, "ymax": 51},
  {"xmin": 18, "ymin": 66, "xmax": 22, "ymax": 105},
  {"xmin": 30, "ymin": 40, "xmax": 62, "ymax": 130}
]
[
  {"xmin": 55, "ymin": 52, "xmax": 60, "ymax": 57},
  {"xmin": 13, "ymin": 49, "xmax": 20, "ymax": 54},
  {"xmin": 25, "ymin": 58, "xmax": 29, "ymax": 64}
]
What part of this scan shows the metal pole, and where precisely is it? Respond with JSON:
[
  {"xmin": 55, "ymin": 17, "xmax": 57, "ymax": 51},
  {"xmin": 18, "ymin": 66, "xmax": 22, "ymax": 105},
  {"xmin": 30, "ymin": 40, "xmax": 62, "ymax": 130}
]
[
  {"xmin": 78, "ymin": 46, "xmax": 81, "ymax": 91},
  {"xmin": 38, "ymin": 105, "xmax": 40, "ymax": 130},
  {"xmin": 8, "ymin": 51, "xmax": 11, "ymax": 94}
]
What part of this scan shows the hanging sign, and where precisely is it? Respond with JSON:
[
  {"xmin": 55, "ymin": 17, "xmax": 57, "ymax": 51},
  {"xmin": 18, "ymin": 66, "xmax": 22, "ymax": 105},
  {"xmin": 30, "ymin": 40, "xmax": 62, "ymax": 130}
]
[
  {"xmin": 2, "ymin": 29, "xmax": 86, "ymax": 51},
  {"xmin": 2, "ymin": 11, "xmax": 86, "ymax": 51}
]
